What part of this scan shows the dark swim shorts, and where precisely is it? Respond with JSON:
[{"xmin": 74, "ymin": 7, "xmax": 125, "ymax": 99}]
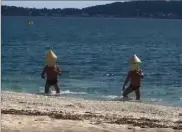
[
  {"xmin": 130, "ymin": 85, "xmax": 140, "ymax": 91},
  {"xmin": 46, "ymin": 80, "xmax": 58, "ymax": 85}
]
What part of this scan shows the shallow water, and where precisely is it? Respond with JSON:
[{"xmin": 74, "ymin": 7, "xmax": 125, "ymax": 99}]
[{"xmin": 2, "ymin": 16, "xmax": 182, "ymax": 107}]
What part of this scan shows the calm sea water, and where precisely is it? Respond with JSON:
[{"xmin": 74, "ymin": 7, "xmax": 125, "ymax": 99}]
[{"xmin": 2, "ymin": 16, "xmax": 182, "ymax": 107}]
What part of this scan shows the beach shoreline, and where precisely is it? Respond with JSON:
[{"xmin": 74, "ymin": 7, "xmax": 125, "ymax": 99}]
[{"xmin": 1, "ymin": 91, "xmax": 182, "ymax": 131}]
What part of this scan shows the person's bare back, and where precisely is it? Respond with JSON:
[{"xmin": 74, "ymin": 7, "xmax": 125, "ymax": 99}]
[
  {"xmin": 122, "ymin": 69, "xmax": 144, "ymax": 100},
  {"xmin": 128, "ymin": 70, "xmax": 144, "ymax": 86},
  {"xmin": 41, "ymin": 65, "xmax": 61, "ymax": 94}
]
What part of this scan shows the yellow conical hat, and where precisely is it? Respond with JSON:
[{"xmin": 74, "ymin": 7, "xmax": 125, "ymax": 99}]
[
  {"xmin": 131, "ymin": 63, "xmax": 140, "ymax": 71},
  {"xmin": 46, "ymin": 50, "xmax": 57, "ymax": 59},
  {"xmin": 46, "ymin": 50, "xmax": 57, "ymax": 66},
  {"xmin": 130, "ymin": 54, "xmax": 141, "ymax": 64}
]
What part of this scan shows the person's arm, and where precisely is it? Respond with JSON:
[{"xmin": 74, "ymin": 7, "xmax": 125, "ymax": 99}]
[
  {"xmin": 41, "ymin": 66, "xmax": 46, "ymax": 79},
  {"xmin": 141, "ymin": 71, "xmax": 144, "ymax": 79},
  {"xmin": 122, "ymin": 72, "xmax": 130, "ymax": 91},
  {"xmin": 56, "ymin": 66, "xmax": 62, "ymax": 76},
  {"xmin": 137, "ymin": 69, "xmax": 144, "ymax": 79}
]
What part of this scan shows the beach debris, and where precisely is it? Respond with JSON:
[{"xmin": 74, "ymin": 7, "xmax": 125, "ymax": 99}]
[{"xmin": 18, "ymin": 101, "xmax": 26, "ymax": 104}]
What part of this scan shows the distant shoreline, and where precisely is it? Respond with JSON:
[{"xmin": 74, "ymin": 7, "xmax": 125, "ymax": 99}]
[
  {"xmin": 2, "ymin": 15, "xmax": 182, "ymax": 20},
  {"xmin": 2, "ymin": 1, "xmax": 182, "ymax": 19}
]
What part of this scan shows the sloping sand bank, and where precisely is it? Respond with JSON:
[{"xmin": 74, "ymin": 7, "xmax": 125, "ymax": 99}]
[{"xmin": 1, "ymin": 91, "xmax": 182, "ymax": 131}]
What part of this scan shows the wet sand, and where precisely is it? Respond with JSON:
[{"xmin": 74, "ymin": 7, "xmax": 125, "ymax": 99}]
[{"xmin": 1, "ymin": 91, "xmax": 182, "ymax": 132}]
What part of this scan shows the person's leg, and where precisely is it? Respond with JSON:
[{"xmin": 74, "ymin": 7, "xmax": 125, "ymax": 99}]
[
  {"xmin": 135, "ymin": 87, "xmax": 140, "ymax": 100},
  {"xmin": 45, "ymin": 82, "xmax": 51, "ymax": 94},
  {"xmin": 53, "ymin": 83, "xmax": 60, "ymax": 94},
  {"xmin": 123, "ymin": 86, "xmax": 133, "ymax": 98}
]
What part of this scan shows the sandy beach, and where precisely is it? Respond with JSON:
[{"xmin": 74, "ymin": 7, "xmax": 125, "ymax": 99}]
[{"xmin": 1, "ymin": 91, "xmax": 182, "ymax": 132}]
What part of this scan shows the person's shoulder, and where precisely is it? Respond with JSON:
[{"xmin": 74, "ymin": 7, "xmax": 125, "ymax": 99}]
[
  {"xmin": 128, "ymin": 70, "xmax": 132, "ymax": 75},
  {"xmin": 43, "ymin": 65, "xmax": 48, "ymax": 72}
]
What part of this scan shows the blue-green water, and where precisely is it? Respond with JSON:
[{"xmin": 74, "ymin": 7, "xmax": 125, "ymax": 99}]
[{"xmin": 2, "ymin": 16, "xmax": 182, "ymax": 107}]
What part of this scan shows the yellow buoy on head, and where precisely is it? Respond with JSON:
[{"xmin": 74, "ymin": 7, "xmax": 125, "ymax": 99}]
[
  {"xmin": 46, "ymin": 50, "xmax": 57, "ymax": 67},
  {"xmin": 131, "ymin": 63, "xmax": 140, "ymax": 71},
  {"xmin": 130, "ymin": 54, "xmax": 141, "ymax": 64},
  {"xmin": 129, "ymin": 54, "xmax": 142, "ymax": 71}
]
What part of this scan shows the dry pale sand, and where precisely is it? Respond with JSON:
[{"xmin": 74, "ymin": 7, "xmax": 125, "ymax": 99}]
[{"xmin": 1, "ymin": 91, "xmax": 182, "ymax": 132}]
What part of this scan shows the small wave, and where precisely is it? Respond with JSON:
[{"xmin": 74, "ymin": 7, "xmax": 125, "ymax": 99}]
[
  {"xmin": 38, "ymin": 87, "xmax": 87, "ymax": 95},
  {"xmin": 149, "ymin": 98, "xmax": 162, "ymax": 102},
  {"xmin": 38, "ymin": 87, "xmax": 165, "ymax": 104},
  {"xmin": 101, "ymin": 95, "xmax": 119, "ymax": 99},
  {"xmin": 61, "ymin": 90, "xmax": 87, "ymax": 95}
]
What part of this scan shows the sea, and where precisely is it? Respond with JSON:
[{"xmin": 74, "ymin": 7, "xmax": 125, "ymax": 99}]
[{"xmin": 2, "ymin": 16, "xmax": 182, "ymax": 107}]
